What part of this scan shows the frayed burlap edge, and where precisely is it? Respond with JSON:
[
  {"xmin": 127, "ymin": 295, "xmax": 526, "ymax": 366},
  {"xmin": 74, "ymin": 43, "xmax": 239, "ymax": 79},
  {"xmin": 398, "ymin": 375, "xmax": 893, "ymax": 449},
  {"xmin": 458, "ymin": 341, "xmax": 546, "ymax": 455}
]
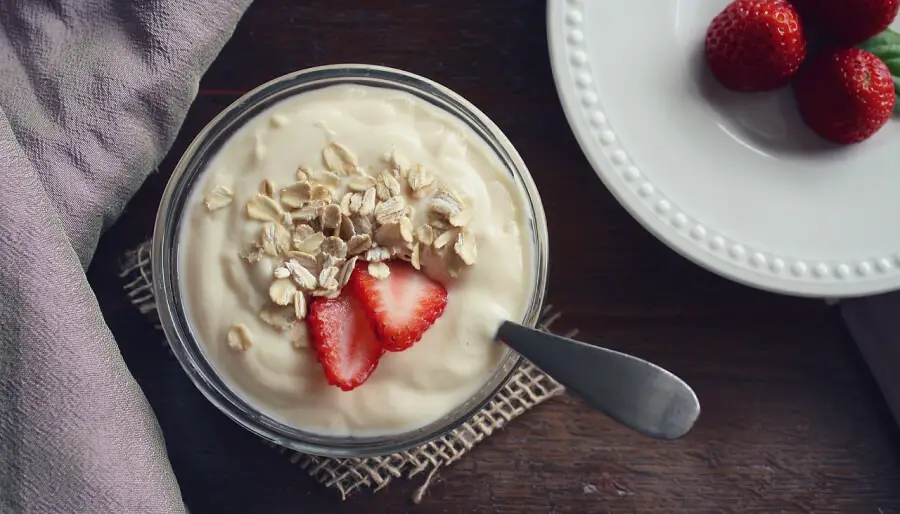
[{"xmin": 120, "ymin": 241, "xmax": 567, "ymax": 502}]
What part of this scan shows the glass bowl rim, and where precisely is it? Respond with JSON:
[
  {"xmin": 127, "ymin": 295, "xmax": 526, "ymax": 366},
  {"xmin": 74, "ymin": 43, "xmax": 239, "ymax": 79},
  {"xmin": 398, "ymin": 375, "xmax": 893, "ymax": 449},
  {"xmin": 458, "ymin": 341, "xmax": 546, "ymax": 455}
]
[{"xmin": 151, "ymin": 64, "xmax": 550, "ymax": 458}]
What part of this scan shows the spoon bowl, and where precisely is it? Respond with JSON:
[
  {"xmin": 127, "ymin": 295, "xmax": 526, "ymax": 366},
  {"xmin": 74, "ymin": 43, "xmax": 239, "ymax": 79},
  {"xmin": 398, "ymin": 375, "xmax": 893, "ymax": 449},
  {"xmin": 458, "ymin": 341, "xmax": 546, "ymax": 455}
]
[{"xmin": 496, "ymin": 321, "xmax": 700, "ymax": 440}]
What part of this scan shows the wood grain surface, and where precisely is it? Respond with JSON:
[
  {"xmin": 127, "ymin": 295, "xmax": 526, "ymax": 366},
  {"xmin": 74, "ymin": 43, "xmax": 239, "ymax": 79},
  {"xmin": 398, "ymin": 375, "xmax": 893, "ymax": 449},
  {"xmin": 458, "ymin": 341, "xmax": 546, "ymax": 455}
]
[{"xmin": 86, "ymin": 1, "xmax": 900, "ymax": 512}]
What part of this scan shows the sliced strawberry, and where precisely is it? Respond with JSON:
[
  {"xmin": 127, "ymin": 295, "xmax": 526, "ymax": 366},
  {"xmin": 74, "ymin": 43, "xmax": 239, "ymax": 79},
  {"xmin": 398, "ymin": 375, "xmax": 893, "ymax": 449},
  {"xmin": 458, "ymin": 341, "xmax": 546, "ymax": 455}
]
[
  {"xmin": 307, "ymin": 293, "xmax": 384, "ymax": 391},
  {"xmin": 349, "ymin": 260, "xmax": 448, "ymax": 352}
]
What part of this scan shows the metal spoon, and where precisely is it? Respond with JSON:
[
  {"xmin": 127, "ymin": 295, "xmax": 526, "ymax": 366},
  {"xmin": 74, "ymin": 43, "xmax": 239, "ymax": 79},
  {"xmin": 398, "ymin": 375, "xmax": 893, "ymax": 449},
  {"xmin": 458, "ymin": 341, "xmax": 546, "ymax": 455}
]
[{"xmin": 496, "ymin": 321, "xmax": 700, "ymax": 440}]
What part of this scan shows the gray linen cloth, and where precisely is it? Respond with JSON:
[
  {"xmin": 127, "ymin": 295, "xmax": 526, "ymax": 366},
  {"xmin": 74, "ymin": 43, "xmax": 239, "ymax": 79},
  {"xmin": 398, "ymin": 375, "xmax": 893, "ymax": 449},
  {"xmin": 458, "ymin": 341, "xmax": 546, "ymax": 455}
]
[
  {"xmin": 0, "ymin": 1, "xmax": 251, "ymax": 512},
  {"xmin": 843, "ymin": 296, "xmax": 900, "ymax": 425}
]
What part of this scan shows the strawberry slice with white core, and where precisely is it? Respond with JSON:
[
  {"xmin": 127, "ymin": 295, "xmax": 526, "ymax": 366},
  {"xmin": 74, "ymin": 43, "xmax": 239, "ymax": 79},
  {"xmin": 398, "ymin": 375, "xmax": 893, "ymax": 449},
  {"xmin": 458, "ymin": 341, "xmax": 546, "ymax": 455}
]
[
  {"xmin": 307, "ymin": 293, "xmax": 384, "ymax": 391},
  {"xmin": 350, "ymin": 260, "xmax": 448, "ymax": 352}
]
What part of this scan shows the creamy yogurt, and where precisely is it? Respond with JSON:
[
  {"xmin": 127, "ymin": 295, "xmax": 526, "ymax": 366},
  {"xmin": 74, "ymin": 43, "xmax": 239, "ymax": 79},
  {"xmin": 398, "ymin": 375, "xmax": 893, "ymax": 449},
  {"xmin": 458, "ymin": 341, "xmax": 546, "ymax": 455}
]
[{"xmin": 180, "ymin": 84, "xmax": 534, "ymax": 437}]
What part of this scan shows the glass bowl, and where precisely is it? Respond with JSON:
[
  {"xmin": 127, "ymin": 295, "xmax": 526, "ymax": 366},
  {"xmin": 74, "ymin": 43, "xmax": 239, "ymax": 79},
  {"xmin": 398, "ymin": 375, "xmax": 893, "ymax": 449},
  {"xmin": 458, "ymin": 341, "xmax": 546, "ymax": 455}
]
[{"xmin": 152, "ymin": 64, "xmax": 549, "ymax": 458}]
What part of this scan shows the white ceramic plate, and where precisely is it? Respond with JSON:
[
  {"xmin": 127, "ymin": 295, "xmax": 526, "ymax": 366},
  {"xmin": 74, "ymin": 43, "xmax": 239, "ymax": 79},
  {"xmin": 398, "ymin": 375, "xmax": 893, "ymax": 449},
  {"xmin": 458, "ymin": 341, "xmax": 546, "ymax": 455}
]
[{"xmin": 548, "ymin": 0, "xmax": 900, "ymax": 298}]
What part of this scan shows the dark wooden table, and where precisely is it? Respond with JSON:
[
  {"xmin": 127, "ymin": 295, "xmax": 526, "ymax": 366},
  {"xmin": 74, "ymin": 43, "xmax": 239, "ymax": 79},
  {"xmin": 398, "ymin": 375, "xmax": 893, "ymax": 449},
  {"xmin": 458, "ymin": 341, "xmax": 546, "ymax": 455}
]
[{"xmin": 87, "ymin": 1, "xmax": 900, "ymax": 512}]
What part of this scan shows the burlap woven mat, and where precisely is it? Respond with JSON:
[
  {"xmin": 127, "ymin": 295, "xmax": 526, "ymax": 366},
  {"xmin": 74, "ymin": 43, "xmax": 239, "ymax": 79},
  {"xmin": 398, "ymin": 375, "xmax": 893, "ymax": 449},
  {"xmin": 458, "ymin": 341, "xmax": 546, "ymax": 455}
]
[{"xmin": 120, "ymin": 241, "xmax": 566, "ymax": 501}]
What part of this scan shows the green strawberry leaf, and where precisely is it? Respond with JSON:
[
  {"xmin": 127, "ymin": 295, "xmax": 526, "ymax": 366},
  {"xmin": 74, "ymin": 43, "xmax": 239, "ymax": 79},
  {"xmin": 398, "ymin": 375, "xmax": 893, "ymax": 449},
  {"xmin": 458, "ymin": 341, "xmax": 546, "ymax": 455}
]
[{"xmin": 858, "ymin": 28, "xmax": 900, "ymax": 115}]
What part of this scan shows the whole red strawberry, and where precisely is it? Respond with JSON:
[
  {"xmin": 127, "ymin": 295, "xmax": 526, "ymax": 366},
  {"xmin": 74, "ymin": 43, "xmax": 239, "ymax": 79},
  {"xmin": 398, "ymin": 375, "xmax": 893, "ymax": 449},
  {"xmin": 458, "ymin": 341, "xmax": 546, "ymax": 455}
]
[
  {"xmin": 794, "ymin": 47, "xmax": 895, "ymax": 144},
  {"xmin": 791, "ymin": 0, "xmax": 899, "ymax": 45},
  {"xmin": 706, "ymin": 0, "xmax": 807, "ymax": 91}
]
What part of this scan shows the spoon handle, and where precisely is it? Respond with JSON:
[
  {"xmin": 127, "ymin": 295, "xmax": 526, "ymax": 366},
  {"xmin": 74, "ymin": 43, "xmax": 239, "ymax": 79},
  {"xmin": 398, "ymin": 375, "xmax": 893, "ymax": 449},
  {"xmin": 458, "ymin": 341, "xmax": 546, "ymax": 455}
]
[{"xmin": 496, "ymin": 321, "xmax": 700, "ymax": 440}]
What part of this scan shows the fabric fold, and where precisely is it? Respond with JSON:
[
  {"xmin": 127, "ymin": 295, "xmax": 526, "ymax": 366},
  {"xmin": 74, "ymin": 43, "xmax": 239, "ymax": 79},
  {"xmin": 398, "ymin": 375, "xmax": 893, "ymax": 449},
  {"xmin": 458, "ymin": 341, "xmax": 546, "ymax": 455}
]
[
  {"xmin": 842, "ymin": 293, "xmax": 900, "ymax": 426},
  {"xmin": 0, "ymin": 1, "xmax": 251, "ymax": 512}
]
